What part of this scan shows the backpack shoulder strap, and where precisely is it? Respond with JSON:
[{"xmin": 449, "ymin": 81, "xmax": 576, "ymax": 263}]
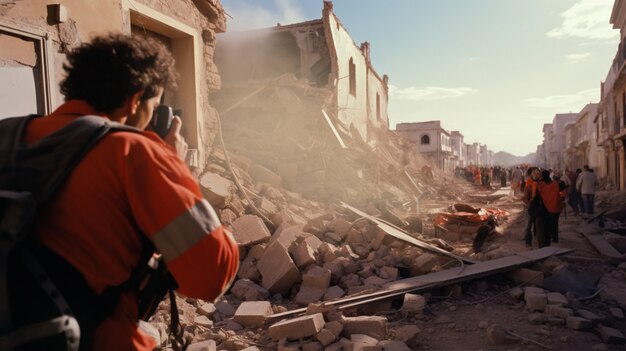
[{"xmin": 2, "ymin": 115, "xmax": 139, "ymax": 207}]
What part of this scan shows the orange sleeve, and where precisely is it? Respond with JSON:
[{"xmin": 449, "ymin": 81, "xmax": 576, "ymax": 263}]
[{"xmin": 121, "ymin": 133, "xmax": 239, "ymax": 301}]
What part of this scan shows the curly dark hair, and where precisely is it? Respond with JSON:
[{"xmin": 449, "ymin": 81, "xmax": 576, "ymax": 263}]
[{"xmin": 60, "ymin": 33, "xmax": 177, "ymax": 113}]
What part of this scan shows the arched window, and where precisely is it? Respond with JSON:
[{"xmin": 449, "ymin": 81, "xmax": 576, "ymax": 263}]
[{"xmin": 421, "ymin": 134, "xmax": 430, "ymax": 145}]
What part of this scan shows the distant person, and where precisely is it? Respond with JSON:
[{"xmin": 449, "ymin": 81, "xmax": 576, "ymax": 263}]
[
  {"xmin": 522, "ymin": 167, "xmax": 540, "ymax": 247},
  {"xmin": 576, "ymin": 166, "xmax": 598, "ymax": 215}
]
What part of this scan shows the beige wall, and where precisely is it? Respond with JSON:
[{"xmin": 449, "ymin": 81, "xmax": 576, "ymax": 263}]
[
  {"xmin": 325, "ymin": 12, "xmax": 370, "ymax": 142},
  {"xmin": 0, "ymin": 0, "xmax": 226, "ymax": 169}
]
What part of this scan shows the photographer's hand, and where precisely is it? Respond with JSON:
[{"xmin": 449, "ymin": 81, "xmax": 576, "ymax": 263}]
[{"xmin": 164, "ymin": 116, "xmax": 188, "ymax": 159}]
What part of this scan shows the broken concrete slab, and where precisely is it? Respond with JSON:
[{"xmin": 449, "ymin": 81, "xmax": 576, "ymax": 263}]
[
  {"xmin": 268, "ymin": 313, "xmax": 325, "ymax": 340},
  {"xmin": 231, "ymin": 215, "xmax": 272, "ymax": 247},
  {"xmin": 343, "ymin": 316, "xmax": 388, "ymax": 340},
  {"xmin": 581, "ymin": 231, "xmax": 626, "ymax": 264},
  {"xmin": 378, "ymin": 340, "xmax": 411, "ymax": 351},
  {"xmin": 290, "ymin": 240, "xmax": 317, "ymax": 268},
  {"xmin": 257, "ymin": 241, "xmax": 301, "ymax": 294},
  {"xmin": 249, "ymin": 164, "xmax": 282, "ymax": 187},
  {"xmin": 566, "ymin": 316, "xmax": 593, "ymax": 330},
  {"xmin": 324, "ymin": 286, "xmax": 346, "ymax": 301},
  {"xmin": 350, "ymin": 334, "xmax": 379, "ymax": 351},
  {"xmin": 234, "ymin": 301, "xmax": 273, "ymax": 327},
  {"xmin": 199, "ymin": 172, "xmax": 234, "ymax": 209},
  {"xmin": 401, "ymin": 293, "xmax": 425, "ymax": 313},
  {"xmin": 270, "ymin": 224, "xmax": 305, "ymax": 249},
  {"xmin": 187, "ymin": 339, "xmax": 217, "ymax": 351},
  {"xmin": 525, "ymin": 293, "xmax": 547, "ymax": 312},
  {"xmin": 546, "ymin": 292, "xmax": 568, "ymax": 306},
  {"xmin": 596, "ymin": 325, "xmax": 626, "ymax": 344}
]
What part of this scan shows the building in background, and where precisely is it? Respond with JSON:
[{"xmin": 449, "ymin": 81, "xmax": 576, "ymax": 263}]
[{"xmin": 395, "ymin": 121, "xmax": 453, "ymax": 172}]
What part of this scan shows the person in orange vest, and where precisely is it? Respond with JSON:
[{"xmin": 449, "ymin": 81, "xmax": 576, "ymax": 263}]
[
  {"xmin": 12, "ymin": 34, "xmax": 239, "ymax": 350},
  {"xmin": 533, "ymin": 170, "xmax": 564, "ymax": 247}
]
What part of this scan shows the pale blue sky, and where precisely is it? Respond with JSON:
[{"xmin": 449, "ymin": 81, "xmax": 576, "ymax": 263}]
[{"xmin": 219, "ymin": 0, "xmax": 620, "ymax": 156}]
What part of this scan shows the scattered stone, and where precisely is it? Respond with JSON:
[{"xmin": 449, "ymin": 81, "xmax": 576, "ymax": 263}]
[
  {"xmin": 257, "ymin": 241, "xmax": 301, "ymax": 293},
  {"xmin": 291, "ymin": 241, "xmax": 317, "ymax": 268},
  {"xmin": 478, "ymin": 321, "xmax": 489, "ymax": 329},
  {"xmin": 609, "ymin": 307, "xmax": 624, "ymax": 320},
  {"xmin": 316, "ymin": 328, "xmax": 336, "ymax": 346},
  {"xmin": 577, "ymin": 309, "xmax": 602, "ymax": 323},
  {"xmin": 410, "ymin": 253, "xmax": 439, "ymax": 275},
  {"xmin": 525, "ymin": 293, "xmax": 547, "ymax": 312},
  {"xmin": 187, "ymin": 339, "xmax": 217, "ymax": 351},
  {"xmin": 268, "ymin": 313, "xmax": 325, "ymax": 340},
  {"xmin": 596, "ymin": 325, "xmax": 626, "ymax": 344},
  {"xmin": 402, "ymin": 294, "xmax": 426, "ymax": 313},
  {"xmin": 394, "ymin": 325, "xmax": 420, "ymax": 343},
  {"xmin": 343, "ymin": 316, "xmax": 388, "ymax": 339},
  {"xmin": 544, "ymin": 305, "xmax": 574, "ymax": 319},
  {"xmin": 231, "ymin": 215, "xmax": 272, "ymax": 247},
  {"xmin": 534, "ymin": 327, "xmax": 551, "ymax": 336},
  {"xmin": 324, "ymin": 286, "xmax": 346, "ymax": 301},
  {"xmin": 193, "ymin": 315, "xmax": 214, "ymax": 328},
  {"xmin": 528, "ymin": 313, "xmax": 549, "ymax": 324},
  {"xmin": 486, "ymin": 324, "xmax": 507, "ymax": 344},
  {"xmin": 566, "ymin": 316, "xmax": 593, "ymax": 330},
  {"xmin": 234, "ymin": 301, "xmax": 273, "ymax": 327},
  {"xmin": 199, "ymin": 172, "xmax": 233, "ymax": 209},
  {"xmin": 378, "ymin": 340, "xmax": 411, "ymax": 351},
  {"xmin": 351, "ymin": 334, "xmax": 379, "ymax": 351},
  {"xmin": 215, "ymin": 301, "xmax": 236, "ymax": 316},
  {"xmin": 546, "ymin": 292, "xmax": 568, "ymax": 306},
  {"xmin": 196, "ymin": 302, "xmax": 216, "ymax": 318}
]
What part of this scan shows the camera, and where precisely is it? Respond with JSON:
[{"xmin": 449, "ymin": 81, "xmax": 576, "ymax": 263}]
[{"xmin": 151, "ymin": 105, "xmax": 173, "ymax": 138}]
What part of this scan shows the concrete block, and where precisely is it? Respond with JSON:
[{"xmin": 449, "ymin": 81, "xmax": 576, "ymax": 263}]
[
  {"xmin": 271, "ymin": 224, "xmax": 305, "ymax": 249},
  {"xmin": 295, "ymin": 286, "xmax": 326, "ymax": 305},
  {"xmin": 364, "ymin": 276, "xmax": 388, "ymax": 287},
  {"xmin": 577, "ymin": 309, "xmax": 602, "ymax": 323},
  {"xmin": 545, "ymin": 305, "xmax": 574, "ymax": 319},
  {"xmin": 249, "ymin": 164, "xmax": 282, "ymax": 187},
  {"xmin": 187, "ymin": 340, "xmax": 216, "ymax": 351},
  {"xmin": 215, "ymin": 301, "xmax": 236, "ymax": 316},
  {"xmin": 351, "ymin": 334, "xmax": 379, "ymax": 351},
  {"xmin": 324, "ymin": 286, "xmax": 345, "ymax": 301},
  {"xmin": 231, "ymin": 215, "xmax": 271, "ymax": 247},
  {"xmin": 410, "ymin": 253, "xmax": 439, "ymax": 275},
  {"xmin": 316, "ymin": 328, "xmax": 336, "ymax": 346},
  {"xmin": 525, "ymin": 293, "xmax": 547, "ymax": 312},
  {"xmin": 325, "ymin": 320, "xmax": 344, "ymax": 337},
  {"xmin": 237, "ymin": 259, "xmax": 261, "ymax": 281},
  {"xmin": 290, "ymin": 241, "xmax": 316, "ymax": 268},
  {"xmin": 402, "ymin": 293, "xmax": 426, "ymax": 313},
  {"xmin": 486, "ymin": 324, "xmax": 507, "ymax": 345},
  {"xmin": 318, "ymin": 243, "xmax": 339, "ymax": 264},
  {"xmin": 246, "ymin": 244, "xmax": 267, "ymax": 260},
  {"xmin": 597, "ymin": 325, "xmax": 626, "ymax": 344},
  {"xmin": 524, "ymin": 286, "xmax": 545, "ymax": 295},
  {"xmin": 393, "ymin": 325, "xmax": 420, "ymax": 343},
  {"xmin": 509, "ymin": 287, "xmax": 524, "ymax": 300},
  {"xmin": 546, "ymin": 292, "xmax": 568, "ymax": 306},
  {"xmin": 234, "ymin": 301, "xmax": 273, "ymax": 327},
  {"xmin": 343, "ymin": 316, "xmax": 388, "ymax": 339},
  {"xmin": 508, "ymin": 268, "xmax": 544, "ymax": 286},
  {"xmin": 257, "ymin": 241, "xmax": 301, "ymax": 294},
  {"xmin": 255, "ymin": 197, "xmax": 278, "ymax": 216},
  {"xmin": 302, "ymin": 266, "xmax": 332, "ymax": 289},
  {"xmin": 327, "ymin": 218, "xmax": 353, "ymax": 237},
  {"xmin": 231, "ymin": 279, "xmax": 270, "ymax": 301},
  {"xmin": 380, "ymin": 266, "xmax": 398, "ymax": 281},
  {"xmin": 196, "ymin": 302, "xmax": 216, "ymax": 317},
  {"xmin": 378, "ymin": 340, "xmax": 411, "ymax": 351},
  {"xmin": 566, "ymin": 316, "xmax": 593, "ymax": 330},
  {"xmin": 268, "ymin": 313, "xmax": 325, "ymax": 340},
  {"xmin": 303, "ymin": 235, "xmax": 323, "ymax": 252},
  {"xmin": 193, "ymin": 315, "xmax": 213, "ymax": 328},
  {"xmin": 199, "ymin": 172, "xmax": 233, "ymax": 209}
]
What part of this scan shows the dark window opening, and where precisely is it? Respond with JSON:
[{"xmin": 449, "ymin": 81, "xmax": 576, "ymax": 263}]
[
  {"xmin": 421, "ymin": 134, "xmax": 430, "ymax": 145},
  {"xmin": 349, "ymin": 57, "xmax": 356, "ymax": 96},
  {"xmin": 376, "ymin": 93, "xmax": 380, "ymax": 120}
]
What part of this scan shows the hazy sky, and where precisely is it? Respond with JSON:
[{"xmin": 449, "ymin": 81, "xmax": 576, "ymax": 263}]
[{"xmin": 219, "ymin": 0, "xmax": 620, "ymax": 156}]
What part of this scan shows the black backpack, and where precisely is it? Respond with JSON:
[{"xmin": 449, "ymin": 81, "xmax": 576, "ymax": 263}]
[{"xmin": 0, "ymin": 115, "xmax": 178, "ymax": 350}]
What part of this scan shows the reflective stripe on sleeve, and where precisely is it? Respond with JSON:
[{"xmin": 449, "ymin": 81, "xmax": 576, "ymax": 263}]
[{"xmin": 151, "ymin": 199, "xmax": 221, "ymax": 262}]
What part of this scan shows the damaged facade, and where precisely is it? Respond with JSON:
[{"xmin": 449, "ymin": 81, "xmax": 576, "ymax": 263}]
[
  {"xmin": 212, "ymin": 1, "xmax": 390, "ymax": 146},
  {"xmin": 395, "ymin": 121, "xmax": 454, "ymax": 172},
  {"xmin": 0, "ymin": 0, "xmax": 228, "ymax": 169}
]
